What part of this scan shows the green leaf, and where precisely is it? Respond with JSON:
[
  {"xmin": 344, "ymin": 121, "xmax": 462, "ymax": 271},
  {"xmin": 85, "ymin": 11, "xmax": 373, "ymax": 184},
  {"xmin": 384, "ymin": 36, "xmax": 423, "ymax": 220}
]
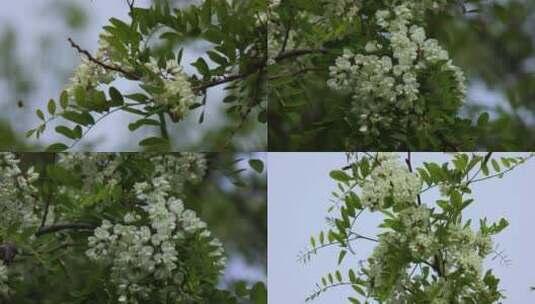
[
  {"xmin": 128, "ymin": 119, "xmax": 161, "ymax": 131},
  {"xmin": 60, "ymin": 90, "xmax": 69, "ymax": 109},
  {"xmin": 36, "ymin": 109, "xmax": 45, "ymax": 121},
  {"xmin": 337, "ymin": 250, "xmax": 347, "ymax": 265},
  {"xmin": 74, "ymin": 86, "xmax": 86, "ymax": 107},
  {"xmin": 46, "ymin": 143, "xmax": 69, "ymax": 152},
  {"xmin": 348, "ymin": 269, "xmax": 357, "ymax": 283},
  {"xmin": 336, "ymin": 270, "xmax": 343, "ymax": 283},
  {"xmin": 47, "ymin": 99, "xmax": 56, "ymax": 115},
  {"xmin": 61, "ymin": 111, "xmax": 94, "ymax": 126},
  {"xmin": 477, "ymin": 112, "xmax": 490, "ymax": 127},
  {"xmin": 109, "ymin": 87, "xmax": 124, "ymax": 106},
  {"xmin": 207, "ymin": 50, "xmax": 228, "ymax": 66},
  {"xmin": 125, "ymin": 93, "xmax": 149, "ymax": 103},
  {"xmin": 55, "ymin": 126, "xmax": 81, "ymax": 140},
  {"xmin": 329, "ymin": 170, "xmax": 350, "ymax": 182},
  {"xmin": 192, "ymin": 57, "xmax": 210, "ymax": 75},
  {"xmin": 250, "ymin": 282, "xmax": 267, "ymax": 304},
  {"xmin": 248, "ymin": 159, "xmax": 264, "ymax": 174},
  {"xmin": 491, "ymin": 159, "xmax": 500, "ymax": 172},
  {"xmin": 138, "ymin": 136, "xmax": 169, "ymax": 147},
  {"xmin": 26, "ymin": 129, "xmax": 36, "ymax": 138}
]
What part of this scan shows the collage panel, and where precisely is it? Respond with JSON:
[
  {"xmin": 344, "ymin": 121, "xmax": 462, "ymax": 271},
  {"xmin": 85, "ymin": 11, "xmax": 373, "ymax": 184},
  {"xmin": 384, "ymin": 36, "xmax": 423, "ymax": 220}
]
[
  {"xmin": 0, "ymin": 152, "xmax": 266, "ymax": 303},
  {"xmin": 1, "ymin": 0, "xmax": 535, "ymax": 303},
  {"xmin": 0, "ymin": 0, "xmax": 267, "ymax": 152},
  {"xmin": 269, "ymin": 152, "xmax": 535, "ymax": 303},
  {"xmin": 268, "ymin": 0, "xmax": 535, "ymax": 151}
]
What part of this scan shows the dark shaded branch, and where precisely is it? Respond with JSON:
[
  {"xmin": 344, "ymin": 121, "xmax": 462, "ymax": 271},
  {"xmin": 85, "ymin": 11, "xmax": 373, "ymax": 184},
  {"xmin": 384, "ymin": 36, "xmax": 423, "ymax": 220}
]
[
  {"xmin": 0, "ymin": 242, "xmax": 17, "ymax": 265},
  {"xmin": 39, "ymin": 200, "xmax": 51, "ymax": 230},
  {"xmin": 405, "ymin": 152, "xmax": 422, "ymax": 206},
  {"xmin": 269, "ymin": 67, "xmax": 323, "ymax": 80},
  {"xmin": 274, "ymin": 48, "xmax": 330, "ymax": 62},
  {"xmin": 193, "ymin": 73, "xmax": 249, "ymax": 93},
  {"xmin": 35, "ymin": 223, "xmax": 97, "ymax": 237},
  {"xmin": 68, "ymin": 38, "xmax": 140, "ymax": 80}
]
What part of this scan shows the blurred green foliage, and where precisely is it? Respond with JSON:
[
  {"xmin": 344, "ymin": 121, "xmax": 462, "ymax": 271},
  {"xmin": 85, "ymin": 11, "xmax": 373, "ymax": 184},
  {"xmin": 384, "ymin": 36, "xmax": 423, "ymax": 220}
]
[
  {"xmin": 269, "ymin": 0, "xmax": 535, "ymax": 151},
  {"xmin": 5, "ymin": 153, "xmax": 266, "ymax": 303}
]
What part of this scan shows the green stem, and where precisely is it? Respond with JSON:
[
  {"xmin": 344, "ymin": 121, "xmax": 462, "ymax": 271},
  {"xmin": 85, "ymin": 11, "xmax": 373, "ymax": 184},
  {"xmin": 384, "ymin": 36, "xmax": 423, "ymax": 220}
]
[{"xmin": 159, "ymin": 112, "xmax": 169, "ymax": 140}]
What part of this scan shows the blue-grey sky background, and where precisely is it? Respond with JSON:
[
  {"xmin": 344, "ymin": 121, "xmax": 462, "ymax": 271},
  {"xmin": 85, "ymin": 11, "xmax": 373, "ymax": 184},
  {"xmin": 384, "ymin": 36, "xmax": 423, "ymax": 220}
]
[{"xmin": 269, "ymin": 153, "xmax": 535, "ymax": 304}]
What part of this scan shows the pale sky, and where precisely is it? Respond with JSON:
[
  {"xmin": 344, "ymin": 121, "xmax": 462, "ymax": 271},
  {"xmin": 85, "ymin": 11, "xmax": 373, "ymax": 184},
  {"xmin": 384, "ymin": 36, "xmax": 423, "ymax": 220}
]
[{"xmin": 269, "ymin": 153, "xmax": 535, "ymax": 304}]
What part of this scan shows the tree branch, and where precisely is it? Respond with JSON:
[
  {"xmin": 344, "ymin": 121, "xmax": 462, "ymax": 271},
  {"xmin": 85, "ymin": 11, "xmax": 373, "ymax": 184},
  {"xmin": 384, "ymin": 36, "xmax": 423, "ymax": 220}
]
[
  {"xmin": 274, "ymin": 48, "xmax": 331, "ymax": 62},
  {"xmin": 35, "ymin": 223, "xmax": 97, "ymax": 237},
  {"xmin": 68, "ymin": 38, "xmax": 140, "ymax": 80},
  {"xmin": 192, "ymin": 73, "xmax": 249, "ymax": 93},
  {"xmin": 405, "ymin": 152, "xmax": 422, "ymax": 206}
]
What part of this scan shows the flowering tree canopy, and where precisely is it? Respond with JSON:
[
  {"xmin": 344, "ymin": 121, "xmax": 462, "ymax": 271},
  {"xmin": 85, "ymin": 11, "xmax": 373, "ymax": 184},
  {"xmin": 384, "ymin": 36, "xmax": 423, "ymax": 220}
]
[
  {"xmin": 27, "ymin": 0, "xmax": 267, "ymax": 151},
  {"xmin": 0, "ymin": 152, "xmax": 266, "ymax": 303},
  {"xmin": 302, "ymin": 152, "xmax": 533, "ymax": 303},
  {"xmin": 268, "ymin": 0, "xmax": 534, "ymax": 151}
]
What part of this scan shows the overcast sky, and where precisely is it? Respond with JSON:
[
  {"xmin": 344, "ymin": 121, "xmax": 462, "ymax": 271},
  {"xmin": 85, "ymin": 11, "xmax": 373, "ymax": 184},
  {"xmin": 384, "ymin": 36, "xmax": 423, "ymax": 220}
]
[{"xmin": 269, "ymin": 152, "xmax": 535, "ymax": 304}]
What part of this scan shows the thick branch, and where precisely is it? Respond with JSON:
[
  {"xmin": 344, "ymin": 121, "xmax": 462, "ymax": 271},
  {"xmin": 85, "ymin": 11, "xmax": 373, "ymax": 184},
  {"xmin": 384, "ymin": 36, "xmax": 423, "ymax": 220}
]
[{"xmin": 35, "ymin": 223, "xmax": 97, "ymax": 237}]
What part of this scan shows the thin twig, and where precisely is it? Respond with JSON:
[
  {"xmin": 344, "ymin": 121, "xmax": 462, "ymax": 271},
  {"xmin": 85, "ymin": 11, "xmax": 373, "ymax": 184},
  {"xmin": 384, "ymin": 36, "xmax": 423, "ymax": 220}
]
[
  {"xmin": 405, "ymin": 152, "xmax": 422, "ymax": 206},
  {"xmin": 68, "ymin": 38, "xmax": 140, "ymax": 80},
  {"xmin": 274, "ymin": 48, "xmax": 331, "ymax": 62}
]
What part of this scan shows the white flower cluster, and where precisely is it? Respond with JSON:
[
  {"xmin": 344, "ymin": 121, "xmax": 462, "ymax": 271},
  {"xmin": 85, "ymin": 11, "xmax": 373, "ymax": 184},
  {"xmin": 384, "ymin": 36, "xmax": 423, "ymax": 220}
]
[
  {"xmin": 64, "ymin": 29, "xmax": 196, "ymax": 121},
  {"xmin": 59, "ymin": 153, "xmax": 122, "ymax": 192},
  {"xmin": 327, "ymin": 3, "xmax": 466, "ymax": 134},
  {"xmin": 0, "ymin": 261, "xmax": 8, "ymax": 297},
  {"xmin": 360, "ymin": 153, "xmax": 421, "ymax": 211},
  {"xmin": 143, "ymin": 59, "xmax": 196, "ymax": 120},
  {"xmin": 321, "ymin": 0, "xmax": 360, "ymax": 22},
  {"xmin": 58, "ymin": 153, "xmax": 207, "ymax": 195},
  {"xmin": 445, "ymin": 224, "xmax": 493, "ymax": 277},
  {"xmin": 64, "ymin": 33, "xmax": 118, "ymax": 103},
  {"xmin": 398, "ymin": 206, "xmax": 437, "ymax": 259},
  {"xmin": 0, "ymin": 153, "xmax": 40, "ymax": 231},
  {"xmin": 86, "ymin": 162, "xmax": 223, "ymax": 304},
  {"xmin": 365, "ymin": 213, "xmax": 495, "ymax": 301},
  {"xmin": 268, "ymin": 0, "xmax": 281, "ymax": 9},
  {"xmin": 149, "ymin": 153, "xmax": 207, "ymax": 190}
]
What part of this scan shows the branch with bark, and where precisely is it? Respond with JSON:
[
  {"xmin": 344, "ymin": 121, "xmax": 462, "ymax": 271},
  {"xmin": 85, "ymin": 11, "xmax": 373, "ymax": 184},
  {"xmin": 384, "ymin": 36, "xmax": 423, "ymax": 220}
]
[{"xmin": 35, "ymin": 223, "xmax": 97, "ymax": 238}]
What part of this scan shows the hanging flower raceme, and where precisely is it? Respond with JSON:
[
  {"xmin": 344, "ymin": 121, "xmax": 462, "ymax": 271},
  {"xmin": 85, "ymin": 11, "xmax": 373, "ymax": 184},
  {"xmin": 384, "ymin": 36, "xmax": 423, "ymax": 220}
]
[
  {"xmin": 80, "ymin": 154, "xmax": 223, "ymax": 304},
  {"xmin": 142, "ymin": 58, "xmax": 196, "ymax": 121},
  {"xmin": 63, "ymin": 29, "xmax": 196, "ymax": 122},
  {"xmin": 360, "ymin": 153, "xmax": 421, "ymax": 211},
  {"xmin": 0, "ymin": 153, "xmax": 40, "ymax": 232},
  {"xmin": 327, "ymin": 3, "xmax": 466, "ymax": 135},
  {"xmin": 64, "ymin": 33, "xmax": 118, "ymax": 103}
]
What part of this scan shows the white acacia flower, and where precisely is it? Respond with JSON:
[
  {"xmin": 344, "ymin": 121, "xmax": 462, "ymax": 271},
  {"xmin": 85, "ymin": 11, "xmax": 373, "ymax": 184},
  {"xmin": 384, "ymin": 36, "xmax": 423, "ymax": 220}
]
[
  {"xmin": 328, "ymin": 3, "xmax": 466, "ymax": 134},
  {"xmin": 0, "ymin": 261, "xmax": 8, "ymax": 296}
]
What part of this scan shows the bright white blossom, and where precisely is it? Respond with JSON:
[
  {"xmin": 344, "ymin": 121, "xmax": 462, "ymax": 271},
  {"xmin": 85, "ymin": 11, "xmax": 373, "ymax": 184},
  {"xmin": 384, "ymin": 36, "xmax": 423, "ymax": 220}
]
[
  {"xmin": 360, "ymin": 153, "xmax": 421, "ymax": 211},
  {"xmin": 64, "ymin": 33, "xmax": 117, "ymax": 103},
  {"xmin": 0, "ymin": 153, "xmax": 40, "ymax": 231},
  {"xmin": 64, "ymin": 30, "xmax": 196, "ymax": 121},
  {"xmin": 327, "ymin": 3, "xmax": 466, "ymax": 135},
  {"xmin": 84, "ymin": 153, "xmax": 223, "ymax": 304},
  {"xmin": 143, "ymin": 59, "xmax": 196, "ymax": 120}
]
